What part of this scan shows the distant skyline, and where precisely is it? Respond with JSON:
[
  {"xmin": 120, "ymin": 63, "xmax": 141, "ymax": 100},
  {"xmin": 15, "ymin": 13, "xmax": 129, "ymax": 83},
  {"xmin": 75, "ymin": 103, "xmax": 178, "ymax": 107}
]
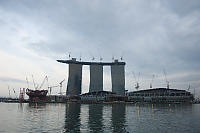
[{"xmin": 0, "ymin": 0, "xmax": 200, "ymax": 98}]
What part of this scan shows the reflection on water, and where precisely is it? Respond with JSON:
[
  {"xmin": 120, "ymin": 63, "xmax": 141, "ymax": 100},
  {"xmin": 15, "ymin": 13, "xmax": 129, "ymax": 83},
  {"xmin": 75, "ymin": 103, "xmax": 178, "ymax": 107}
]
[
  {"xmin": 18, "ymin": 103, "xmax": 24, "ymax": 111},
  {"xmin": 28, "ymin": 103, "xmax": 47, "ymax": 108},
  {"xmin": 112, "ymin": 104, "xmax": 126, "ymax": 133},
  {"xmin": 63, "ymin": 103, "xmax": 200, "ymax": 133},
  {"xmin": 0, "ymin": 103, "xmax": 200, "ymax": 133},
  {"xmin": 64, "ymin": 103, "xmax": 81, "ymax": 132},
  {"xmin": 88, "ymin": 104, "xmax": 103, "ymax": 132},
  {"xmin": 64, "ymin": 104, "xmax": 127, "ymax": 133}
]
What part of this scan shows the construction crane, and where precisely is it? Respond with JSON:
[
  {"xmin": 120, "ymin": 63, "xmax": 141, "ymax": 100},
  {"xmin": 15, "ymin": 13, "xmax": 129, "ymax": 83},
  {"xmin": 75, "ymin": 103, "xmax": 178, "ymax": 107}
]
[
  {"xmin": 26, "ymin": 77, "xmax": 29, "ymax": 88},
  {"xmin": 32, "ymin": 75, "xmax": 37, "ymax": 90},
  {"xmin": 120, "ymin": 56, "xmax": 123, "ymax": 61},
  {"xmin": 112, "ymin": 56, "xmax": 115, "ymax": 61},
  {"xmin": 92, "ymin": 56, "xmax": 95, "ymax": 61},
  {"xmin": 12, "ymin": 88, "xmax": 17, "ymax": 99},
  {"xmin": 58, "ymin": 79, "xmax": 65, "ymax": 95},
  {"xmin": 133, "ymin": 72, "xmax": 140, "ymax": 91},
  {"xmin": 7, "ymin": 85, "xmax": 11, "ymax": 98},
  {"xmin": 120, "ymin": 52, "xmax": 124, "ymax": 61},
  {"xmin": 100, "ymin": 56, "xmax": 103, "ymax": 62},
  {"xmin": 150, "ymin": 74, "xmax": 155, "ymax": 88},
  {"xmin": 163, "ymin": 69, "xmax": 169, "ymax": 89},
  {"xmin": 188, "ymin": 84, "xmax": 191, "ymax": 91},
  {"xmin": 79, "ymin": 53, "xmax": 82, "ymax": 61},
  {"xmin": 48, "ymin": 85, "xmax": 59, "ymax": 95},
  {"xmin": 38, "ymin": 76, "xmax": 48, "ymax": 90},
  {"xmin": 68, "ymin": 52, "xmax": 71, "ymax": 59}
]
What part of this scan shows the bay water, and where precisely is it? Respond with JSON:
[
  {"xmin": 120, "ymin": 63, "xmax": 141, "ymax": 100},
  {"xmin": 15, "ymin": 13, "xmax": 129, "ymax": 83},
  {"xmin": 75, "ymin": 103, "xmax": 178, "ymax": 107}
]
[{"xmin": 0, "ymin": 103, "xmax": 200, "ymax": 133}]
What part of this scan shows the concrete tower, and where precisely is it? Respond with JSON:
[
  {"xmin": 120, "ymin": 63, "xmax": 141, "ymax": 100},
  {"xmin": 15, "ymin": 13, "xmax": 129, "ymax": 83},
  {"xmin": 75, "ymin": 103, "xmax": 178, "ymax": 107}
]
[
  {"xmin": 111, "ymin": 63, "xmax": 125, "ymax": 95},
  {"xmin": 89, "ymin": 64, "xmax": 103, "ymax": 92},
  {"xmin": 57, "ymin": 58, "xmax": 126, "ymax": 96},
  {"xmin": 66, "ymin": 63, "xmax": 82, "ymax": 96}
]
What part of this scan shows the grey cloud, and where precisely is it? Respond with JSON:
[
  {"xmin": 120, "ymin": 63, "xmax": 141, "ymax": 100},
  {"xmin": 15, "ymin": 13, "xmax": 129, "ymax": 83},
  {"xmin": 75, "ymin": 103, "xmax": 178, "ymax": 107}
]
[
  {"xmin": 0, "ymin": 0, "xmax": 200, "ymax": 93},
  {"xmin": 0, "ymin": 77, "xmax": 26, "ymax": 84},
  {"xmin": 162, "ymin": 0, "xmax": 200, "ymax": 16}
]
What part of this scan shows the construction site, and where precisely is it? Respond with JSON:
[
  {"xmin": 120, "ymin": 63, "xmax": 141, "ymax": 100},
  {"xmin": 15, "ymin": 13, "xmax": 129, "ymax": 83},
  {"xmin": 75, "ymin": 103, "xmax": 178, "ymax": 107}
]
[
  {"xmin": 1, "ymin": 57, "xmax": 194, "ymax": 104},
  {"xmin": 55, "ymin": 57, "xmax": 126, "ymax": 103}
]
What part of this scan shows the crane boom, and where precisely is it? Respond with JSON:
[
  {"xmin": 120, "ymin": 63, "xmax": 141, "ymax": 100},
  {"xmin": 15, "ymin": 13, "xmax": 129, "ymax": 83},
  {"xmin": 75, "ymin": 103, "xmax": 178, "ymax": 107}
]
[
  {"xmin": 26, "ymin": 77, "xmax": 29, "ymax": 88},
  {"xmin": 132, "ymin": 72, "xmax": 137, "ymax": 82},
  {"xmin": 138, "ymin": 72, "xmax": 140, "ymax": 82},
  {"xmin": 132, "ymin": 71, "xmax": 140, "ymax": 90},
  {"xmin": 13, "ymin": 88, "xmax": 17, "ymax": 98},
  {"xmin": 8, "ymin": 85, "xmax": 11, "ymax": 98},
  {"xmin": 150, "ymin": 74, "xmax": 155, "ymax": 88},
  {"xmin": 39, "ymin": 76, "xmax": 48, "ymax": 90},
  {"xmin": 32, "ymin": 75, "xmax": 37, "ymax": 90},
  {"xmin": 163, "ymin": 69, "xmax": 169, "ymax": 89},
  {"xmin": 48, "ymin": 85, "xmax": 59, "ymax": 95},
  {"xmin": 59, "ymin": 79, "xmax": 65, "ymax": 95}
]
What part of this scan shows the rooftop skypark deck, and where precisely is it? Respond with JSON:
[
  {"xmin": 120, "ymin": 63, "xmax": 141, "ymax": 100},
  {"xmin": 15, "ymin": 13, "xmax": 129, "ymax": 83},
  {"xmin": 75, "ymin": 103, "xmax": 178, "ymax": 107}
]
[{"xmin": 57, "ymin": 58, "xmax": 126, "ymax": 66}]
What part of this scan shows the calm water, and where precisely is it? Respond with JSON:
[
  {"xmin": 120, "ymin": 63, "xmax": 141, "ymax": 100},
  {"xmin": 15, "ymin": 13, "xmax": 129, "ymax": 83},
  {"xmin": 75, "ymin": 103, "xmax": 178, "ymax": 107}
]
[{"xmin": 0, "ymin": 103, "xmax": 200, "ymax": 133}]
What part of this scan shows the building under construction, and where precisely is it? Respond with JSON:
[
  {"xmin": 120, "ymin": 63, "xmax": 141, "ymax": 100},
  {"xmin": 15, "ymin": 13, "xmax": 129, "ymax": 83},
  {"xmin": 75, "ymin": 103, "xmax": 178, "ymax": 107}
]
[
  {"xmin": 57, "ymin": 58, "xmax": 126, "ymax": 97},
  {"xmin": 57, "ymin": 58, "xmax": 194, "ymax": 104},
  {"xmin": 128, "ymin": 88, "xmax": 194, "ymax": 103}
]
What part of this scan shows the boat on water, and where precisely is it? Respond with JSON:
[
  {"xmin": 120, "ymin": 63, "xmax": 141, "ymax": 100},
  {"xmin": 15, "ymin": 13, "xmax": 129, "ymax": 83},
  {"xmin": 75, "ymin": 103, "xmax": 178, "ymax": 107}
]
[
  {"xmin": 26, "ymin": 89, "xmax": 48, "ymax": 102},
  {"xmin": 26, "ymin": 76, "xmax": 49, "ymax": 102}
]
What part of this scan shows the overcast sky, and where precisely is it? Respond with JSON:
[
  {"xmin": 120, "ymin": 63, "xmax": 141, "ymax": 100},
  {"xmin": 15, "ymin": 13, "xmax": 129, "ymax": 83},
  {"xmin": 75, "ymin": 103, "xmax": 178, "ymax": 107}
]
[{"xmin": 0, "ymin": 0, "xmax": 200, "ymax": 98}]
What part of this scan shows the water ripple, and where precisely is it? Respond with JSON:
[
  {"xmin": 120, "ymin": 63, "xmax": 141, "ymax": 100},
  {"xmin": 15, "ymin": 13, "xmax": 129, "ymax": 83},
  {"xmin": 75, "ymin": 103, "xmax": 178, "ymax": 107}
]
[{"xmin": 0, "ymin": 103, "xmax": 200, "ymax": 133}]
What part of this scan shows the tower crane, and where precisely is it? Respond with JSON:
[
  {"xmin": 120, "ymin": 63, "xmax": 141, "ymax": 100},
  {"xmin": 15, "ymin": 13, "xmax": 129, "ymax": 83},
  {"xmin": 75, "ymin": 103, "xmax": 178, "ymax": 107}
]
[
  {"xmin": 59, "ymin": 79, "xmax": 65, "ymax": 95},
  {"xmin": 133, "ymin": 72, "xmax": 140, "ymax": 91},
  {"xmin": 163, "ymin": 69, "xmax": 169, "ymax": 89},
  {"xmin": 32, "ymin": 75, "xmax": 37, "ymax": 90},
  {"xmin": 38, "ymin": 76, "xmax": 48, "ymax": 90},
  {"xmin": 79, "ymin": 53, "xmax": 82, "ymax": 61},
  {"xmin": 8, "ymin": 85, "xmax": 11, "ymax": 98},
  {"xmin": 150, "ymin": 74, "xmax": 155, "ymax": 88},
  {"xmin": 120, "ymin": 52, "xmax": 124, "ymax": 61},
  {"xmin": 48, "ymin": 85, "xmax": 59, "ymax": 95},
  {"xmin": 100, "ymin": 56, "xmax": 103, "ymax": 62},
  {"xmin": 68, "ymin": 52, "xmax": 71, "ymax": 59},
  {"xmin": 120, "ymin": 56, "xmax": 123, "ymax": 61},
  {"xmin": 112, "ymin": 56, "xmax": 115, "ymax": 61},
  {"xmin": 188, "ymin": 84, "xmax": 191, "ymax": 91},
  {"xmin": 12, "ymin": 88, "xmax": 17, "ymax": 99},
  {"xmin": 92, "ymin": 57, "xmax": 95, "ymax": 61},
  {"xmin": 26, "ymin": 77, "xmax": 29, "ymax": 88}
]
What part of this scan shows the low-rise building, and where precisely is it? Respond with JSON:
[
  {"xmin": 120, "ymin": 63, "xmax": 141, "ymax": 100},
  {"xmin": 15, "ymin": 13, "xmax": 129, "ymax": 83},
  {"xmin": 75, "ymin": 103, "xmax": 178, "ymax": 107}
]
[{"xmin": 128, "ymin": 88, "xmax": 194, "ymax": 103}]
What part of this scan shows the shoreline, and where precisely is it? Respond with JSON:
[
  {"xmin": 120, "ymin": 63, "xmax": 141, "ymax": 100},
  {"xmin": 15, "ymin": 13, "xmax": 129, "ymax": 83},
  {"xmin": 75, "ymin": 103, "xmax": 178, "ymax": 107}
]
[{"xmin": 1, "ymin": 100, "xmax": 199, "ymax": 104}]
